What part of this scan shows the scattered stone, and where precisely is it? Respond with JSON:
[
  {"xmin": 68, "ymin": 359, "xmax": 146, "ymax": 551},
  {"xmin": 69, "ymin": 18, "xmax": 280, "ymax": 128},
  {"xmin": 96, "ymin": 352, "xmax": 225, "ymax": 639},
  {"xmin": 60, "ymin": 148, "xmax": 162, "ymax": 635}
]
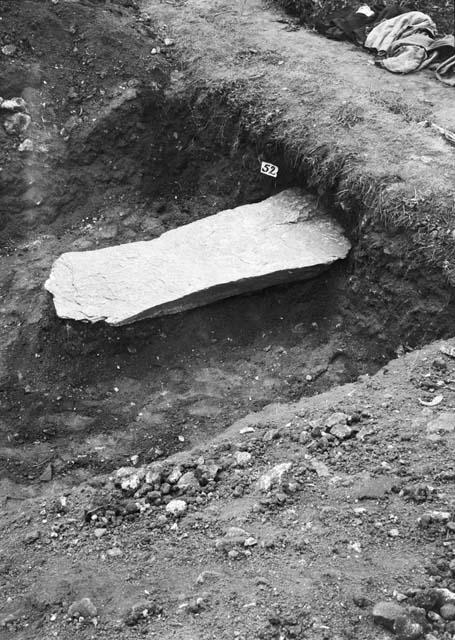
[
  {"xmin": 372, "ymin": 601, "xmax": 406, "ymax": 631},
  {"xmin": 418, "ymin": 511, "xmax": 451, "ymax": 527},
  {"xmin": 94, "ymin": 527, "xmax": 107, "ymax": 538},
  {"xmin": 145, "ymin": 466, "xmax": 163, "ymax": 485},
  {"xmin": 196, "ymin": 570, "xmax": 222, "ymax": 584},
  {"xmin": 68, "ymin": 597, "xmax": 97, "ymax": 619},
  {"xmin": 356, "ymin": 476, "xmax": 394, "ymax": 500},
  {"xmin": 107, "ymin": 547, "xmax": 123, "ymax": 558},
  {"xmin": 114, "ymin": 467, "xmax": 145, "ymax": 491},
  {"xmin": 177, "ymin": 471, "xmax": 200, "ymax": 491},
  {"xmin": 164, "ymin": 37, "xmax": 175, "ymax": 46},
  {"xmin": 325, "ymin": 412, "xmax": 349, "ymax": 429},
  {"xmin": 310, "ymin": 459, "xmax": 330, "ymax": 477},
  {"xmin": 330, "ymin": 423, "xmax": 354, "ymax": 440},
  {"xmin": 123, "ymin": 601, "xmax": 161, "ymax": 626},
  {"xmin": 165, "ymin": 499, "xmax": 187, "ymax": 516},
  {"xmin": 18, "ymin": 138, "xmax": 33, "ymax": 152},
  {"xmin": 4, "ymin": 112, "xmax": 31, "ymax": 136},
  {"xmin": 0, "ymin": 97, "xmax": 27, "ymax": 111},
  {"xmin": 1, "ymin": 45, "xmax": 17, "ymax": 56},
  {"xmin": 168, "ymin": 466, "xmax": 183, "ymax": 484},
  {"xmin": 426, "ymin": 413, "xmax": 455, "ymax": 435},
  {"xmin": 352, "ymin": 594, "xmax": 373, "ymax": 608},
  {"xmin": 440, "ymin": 603, "xmax": 455, "ymax": 620},
  {"xmin": 435, "ymin": 588, "xmax": 455, "ymax": 606},
  {"xmin": 257, "ymin": 462, "xmax": 293, "ymax": 492},
  {"xmin": 39, "ymin": 463, "xmax": 53, "ymax": 483},
  {"xmin": 234, "ymin": 451, "xmax": 252, "ymax": 467},
  {"xmin": 24, "ymin": 529, "xmax": 40, "ymax": 544},
  {"xmin": 393, "ymin": 615, "xmax": 424, "ymax": 640}
]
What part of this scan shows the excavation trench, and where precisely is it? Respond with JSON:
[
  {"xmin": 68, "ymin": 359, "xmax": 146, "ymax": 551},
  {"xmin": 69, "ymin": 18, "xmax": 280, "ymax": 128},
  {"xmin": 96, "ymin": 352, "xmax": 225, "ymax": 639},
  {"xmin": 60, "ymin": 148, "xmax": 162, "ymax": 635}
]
[{"xmin": 2, "ymin": 84, "xmax": 455, "ymax": 487}]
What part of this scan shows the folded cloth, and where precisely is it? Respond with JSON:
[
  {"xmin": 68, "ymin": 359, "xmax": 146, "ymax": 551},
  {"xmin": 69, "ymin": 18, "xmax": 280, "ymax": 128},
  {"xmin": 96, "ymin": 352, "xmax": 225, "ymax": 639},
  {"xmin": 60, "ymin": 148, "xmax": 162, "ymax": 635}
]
[
  {"xmin": 377, "ymin": 33, "xmax": 455, "ymax": 74},
  {"xmin": 436, "ymin": 53, "xmax": 455, "ymax": 86},
  {"xmin": 427, "ymin": 34, "xmax": 455, "ymax": 59},
  {"xmin": 377, "ymin": 34, "xmax": 433, "ymax": 73},
  {"xmin": 365, "ymin": 11, "xmax": 437, "ymax": 54}
]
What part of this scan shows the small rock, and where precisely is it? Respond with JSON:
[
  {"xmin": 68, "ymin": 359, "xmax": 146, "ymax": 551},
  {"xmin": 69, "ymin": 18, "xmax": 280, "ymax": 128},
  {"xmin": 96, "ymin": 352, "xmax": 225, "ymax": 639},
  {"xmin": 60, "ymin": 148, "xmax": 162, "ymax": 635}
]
[
  {"xmin": 124, "ymin": 601, "xmax": 161, "ymax": 626},
  {"xmin": 325, "ymin": 412, "xmax": 349, "ymax": 430},
  {"xmin": 372, "ymin": 601, "xmax": 406, "ymax": 631},
  {"xmin": 4, "ymin": 112, "xmax": 31, "ymax": 136},
  {"xmin": 310, "ymin": 459, "xmax": 330, "ymax": 477},
  {"xmin": 2, "ymin": 45, "xmax": 17, "ymax": 56},
  {"xmin": 39, "ymin": 463, "xmax": 53, "ymax": 482},
  {"xmin": 1, "ymin": 97, "xmax": 27, "ymax": 112},
  {"xmin": 123, "ymin": 500, "xmax": 140, "ymax": 514},
  {"xmin": 18, "ymin": 138, "xmax": 33, "ymax": 152},
  {"xmin": 352, "ymin": 594, "xmax": 373, "ymax": 608},
  {"xmin": 257, "ymin": 462, "xmax": 292, "ymax": 492},
  {"xmin": 196, "ymin": 570, "xmax": 222, "ymax": 584},
  {"xmin": 94, "ymin": 527, "xmax": 107, "ymax": 538},
  {"xmin": 393, "ymin": 615, "xmax": 424, "ymax": 640},
  {"xmin": 24, "ymin": 529, "xmax": 40, "ymax": 544},
  {"xmin": 234, "ymin": 451, "xmax": 252, "ymax": 467},
  {"xmin": 330, "ymin": 423, "xmax": 354, "ymax": 440},
  {"xmin": 107, "ymin": 547, "xmax": 123, "ymax": 558},
  {"xmin": 165, "ymin": 499, "xmax": 187, "ymax": 516},
  {"xmin": 177, "ymin": 471, "xmax": 200, "ymax": 491},
  {"xmin": 440, "ymin": 603, "xmax": 455, "ymax": 620},
  {"xmin": 168, "ymin": 466, "xmax": 183, "ymax": 484},
  {"xmin": 68, "ymin": 597, "xmax": 97, "ymax": 619},
  {"xmin": 164, "ymin": 37, "xmax": 175, "ymax": 46},
  {"xmin": 145, "ymin": 466, "xmax": 163, "ymax": 485},
  {"xmin": 114, "ymin": 467, "xmax": 145, "ymax": 491}
]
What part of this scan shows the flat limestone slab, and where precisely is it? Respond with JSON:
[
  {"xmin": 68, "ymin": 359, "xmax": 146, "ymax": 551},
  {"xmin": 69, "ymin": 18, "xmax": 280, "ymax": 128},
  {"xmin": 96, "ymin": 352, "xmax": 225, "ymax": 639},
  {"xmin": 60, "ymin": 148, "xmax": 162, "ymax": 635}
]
[{"xmin": 45, "ymin": 189, "xmax": 351, "ymax": 325}]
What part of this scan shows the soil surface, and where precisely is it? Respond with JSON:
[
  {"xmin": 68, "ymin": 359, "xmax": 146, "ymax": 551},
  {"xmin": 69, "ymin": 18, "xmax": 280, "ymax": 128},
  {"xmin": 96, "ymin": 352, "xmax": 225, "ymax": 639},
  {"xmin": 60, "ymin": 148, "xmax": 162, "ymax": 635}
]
[{"xmin": 1, "ymin": 1, "xmax": 455, "ymax": 639}]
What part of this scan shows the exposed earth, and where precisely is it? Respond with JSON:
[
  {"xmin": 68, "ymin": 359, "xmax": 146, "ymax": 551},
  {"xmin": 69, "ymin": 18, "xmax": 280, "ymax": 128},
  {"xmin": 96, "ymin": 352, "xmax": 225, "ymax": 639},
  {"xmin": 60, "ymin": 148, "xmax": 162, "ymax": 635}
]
[{"xmin": 1, "ymin": 0, "xmax": 455, "ymax": 639}]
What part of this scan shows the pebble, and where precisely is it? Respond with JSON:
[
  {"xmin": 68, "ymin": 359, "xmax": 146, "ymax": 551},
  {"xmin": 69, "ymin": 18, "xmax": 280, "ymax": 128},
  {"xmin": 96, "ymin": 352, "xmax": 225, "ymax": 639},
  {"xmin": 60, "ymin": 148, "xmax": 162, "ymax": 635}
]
[
  {"xmin": 177, "ymin": 471, "xmax": 200, "ymax": 491},
  {"xmin": 165, "ymin": 499, "xmax": 187, "ymax": 516},
  {"xmin": 440, "ymin": 603, "xmax": 455, "ymax": 620},
  {"xmin": 68, "ymin": 597, "xmax": 97, "ymax": 619},
  {"xmin": 196, "ymin": 570, "xmax": 222, "ymax": 584},
  {"xmin": 234, "ymin": 451, "xmax": 252, "ymax": 467},
  {"xmin": 168, "ymin": 466, "xmax": 183, "ymax": 484},
  {"xmin": 325, "ymin": 412, "xmax": 349, "ymax": 429},
  {"xmin": 94, "ymin": 528, "xmax": 107, "ymax": 538},
  {"xmin": 39, "ymin": 463, "xmax": 53, "ymax": 482},
  {"xmin": 393, "ymin": 615, "xmax": 423, "ymax": 640},
  {"xmin": 4, "ymin": 112, "xmax": 31, "ymax": 136},
  {"xmin": 1, "ymin": 97, "xmax": 27, "ymax": 111},
  {"xmin": 257, "ymin": 462, "xmax": 292, "ymax": 492},
  {"xmin": 18, "ymin": 138, "xmax": 33, "ymax": 152},
  {"xmin": 1, "ymin": 45, "xmax": 17, "ymax": 56},
  {"xmin": 107, "ymin": 547, "xmax": 123, "ymax": 558},
  {"xmin": 114, "ymin": 467, "xmax": 145, "ymax": 491},
  {"xmin": 372, "ymin": 601, "xmax": 406, "ymax": 631},
  {"xmin": 330, "ymin": 423, "xmax": 354, "ymax": 440},
  {"xmin": 124, "ymin": 601, "xmax": 161, "ymax": 626},
  {"xmin": 24, "ymin": 529, "xmax": 40, "ymax": 544}
]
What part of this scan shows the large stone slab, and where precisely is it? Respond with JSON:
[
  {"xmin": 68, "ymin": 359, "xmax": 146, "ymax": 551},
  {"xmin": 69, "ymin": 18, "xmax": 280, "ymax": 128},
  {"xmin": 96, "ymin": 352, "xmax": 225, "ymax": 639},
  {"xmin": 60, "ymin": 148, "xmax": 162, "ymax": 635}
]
[{"xmin": 45, "ymin": 189, "xmax": 350, "ymax": 325}]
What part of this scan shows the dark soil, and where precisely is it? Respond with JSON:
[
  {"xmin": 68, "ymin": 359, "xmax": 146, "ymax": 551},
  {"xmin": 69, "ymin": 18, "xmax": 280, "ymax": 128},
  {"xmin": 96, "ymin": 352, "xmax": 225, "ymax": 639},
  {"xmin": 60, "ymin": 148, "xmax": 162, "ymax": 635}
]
[{"xmin": 1, "ymin": 2, "xmax": 455, "ymax": 639}]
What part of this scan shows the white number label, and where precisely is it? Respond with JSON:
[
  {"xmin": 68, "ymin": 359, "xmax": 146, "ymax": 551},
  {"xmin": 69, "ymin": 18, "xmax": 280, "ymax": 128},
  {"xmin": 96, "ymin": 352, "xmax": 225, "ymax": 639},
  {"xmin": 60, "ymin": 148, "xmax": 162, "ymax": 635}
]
[{"xmin": 260, "ymin": 161, "xmax": 279, "ymax": 178}]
